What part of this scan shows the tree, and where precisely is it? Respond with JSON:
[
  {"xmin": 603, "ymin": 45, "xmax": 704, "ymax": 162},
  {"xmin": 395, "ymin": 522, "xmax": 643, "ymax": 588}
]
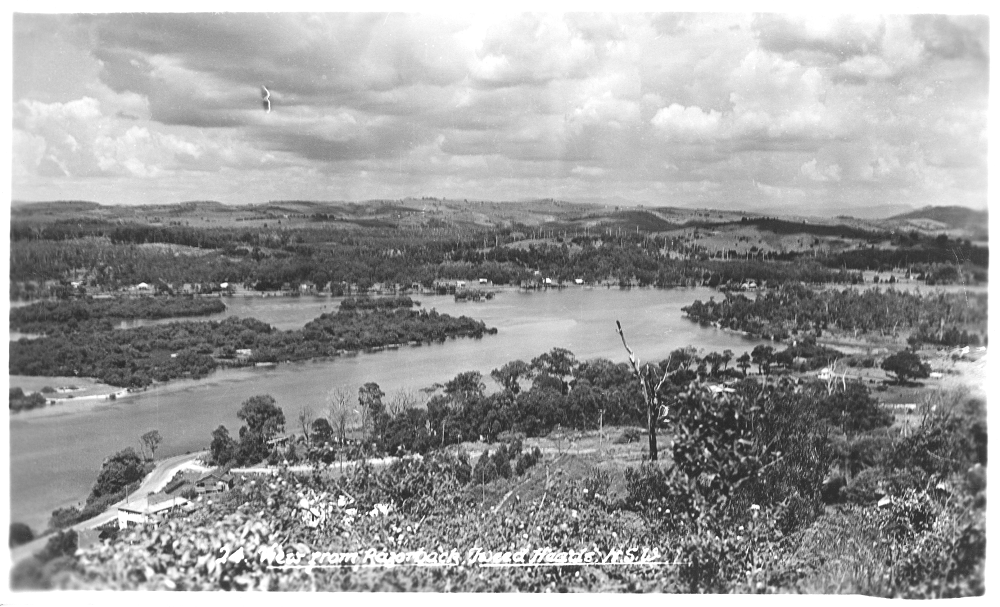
[
  {"xmin": 751, "ymin": 345, "xmax": 775, "ymax": 376},
  {"xmin": 37, "ymin": 529, "xmax": 77, "ymax": 563},
  {"xmin": 703, "ymin": 352, "xmax": 724, "ymax": 376},
  {"xmin": 491, "ymin": 360, "xmax": 530, "ymax": 394},
  {"xmin": 90, "ymin": 447, "xmax": 145, "ymax": 502},
  {"xmin": 359, "ymin": 382, "xmax": 387, "ymax": 443},
  {"xmin": 326, "ymin": 386, "xmax": 355, "ymax": 444},
  {"xmin": 444, "ymin": 371, "xmax": 486, "ymax": 401},
  {"xmin": 721, "ymin": 349, "xmax": 734, "ymax": 373},
  {"xmin": 297, "ymin": 406, "xmax": 315, "ymax": 440},
  {"xmin": 386, "ymin": 388, "xmax": 419, "ymax": 418},
  {"xmin": 736, "ymin": 352, "xmax": 752, "ymax": 376},
  {"xmin": 210, "ymin": 425, "xmax": 237, "ymax": 466},
  {"xmin": 616, "ymin": 321, "xmax": 671, "ymax": 462},
  {"xmin": 822, "ymin": 381, "xmax": 893, "ymax": 433},
  {"xmin": 531, "ymin": 348, "xmax": 578, "ymax": 393},
  {"xmin": 9, "ymin": 522, "xmax": 34, "ymax": 547},
  {"xmin": 236, "ymin": 395, "xmax": 285, "ymax": 465},
  {"xmin": 311, "ymin": 418, "xmax": 334, "ymax": 443},
  {"xmin": 882, "ymin": 350, "xmax": 931, "ymax": 384},
  {"xmin": 139, "ymin": 430, "xmax": 162, "ymax": 460},
  {"xmin": 237, "ymin": 394, "xmax": 285, "ymax": 440}
]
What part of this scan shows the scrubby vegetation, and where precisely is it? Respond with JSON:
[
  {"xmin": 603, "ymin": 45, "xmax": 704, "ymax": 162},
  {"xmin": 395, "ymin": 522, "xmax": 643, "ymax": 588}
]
[{"xmin": 17, "ymin": 372, "xmax": 984, "ymax": 594}]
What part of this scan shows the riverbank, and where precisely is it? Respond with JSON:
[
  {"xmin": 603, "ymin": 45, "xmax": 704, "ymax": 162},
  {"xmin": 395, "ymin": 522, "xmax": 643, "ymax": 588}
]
[
  {"xmin": 10, "ymin": 451, "xmax": 210, "ymax": 565},
  {"xmin": 9, "ymin": 287, "xmax": 767, "ymax": 535}
]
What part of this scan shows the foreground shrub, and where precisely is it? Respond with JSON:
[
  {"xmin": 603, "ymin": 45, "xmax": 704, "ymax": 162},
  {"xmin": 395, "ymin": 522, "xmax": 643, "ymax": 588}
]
[{"xmin": 844, "ymin": 467, "xmax": 929, "ymax": 504}]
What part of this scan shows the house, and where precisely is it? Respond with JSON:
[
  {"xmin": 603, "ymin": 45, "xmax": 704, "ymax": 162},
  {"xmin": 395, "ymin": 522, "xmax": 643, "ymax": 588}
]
[
  {"xmin": 432, "ymin": 279, "xmax": 464, "ymax": 294},
  {"xmin": 117, "ymin": 494, "xmax": 190, "ymax": 529},
  {"xmin": 817, "ymin": 367, "xmax": 833, "ymax": 380},
  {"xmin": 543, "ymin": 278, "xmax": 553, "ymax": 285},
  {"xmin": 194, "ymin": 470, "xmax": 234, "ymax": 494},
  {"xmin": 135, "ymin": 282, "xmax": 151, "ymax": 293},
  {"xmin": 574, "ymin": 278, "xmax": 584, "ymax": 285},
  {"xmin": 478, "ymin": 278, "xmax": 488, "ymax": 285}
]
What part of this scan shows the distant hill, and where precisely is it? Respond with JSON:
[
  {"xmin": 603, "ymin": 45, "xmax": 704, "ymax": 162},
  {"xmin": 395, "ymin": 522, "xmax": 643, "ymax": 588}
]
[
  {"xmin": 886, "ymin": 205, "xmax": 987, "ymax": 230},
  {"xmin": 10, "ymin": 200, "xmax": 101, "ymax": 212}
]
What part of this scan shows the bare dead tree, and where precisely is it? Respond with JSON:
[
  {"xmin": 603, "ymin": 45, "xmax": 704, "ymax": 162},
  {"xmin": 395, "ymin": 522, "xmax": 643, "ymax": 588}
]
[
  {"xmin": 297, "ymin": 406, "xmax": 315, "ymax": 441},
  {"xmin": 386, "ymin": 388, "xmax": 420, "ymax": 418},
  {"xmin": 326, "ymin": 386, "xmax": 356, "ymax": 445},
  {"xmin": 616, "ymin": 320, "xmax": 672, "ymax": 461}
]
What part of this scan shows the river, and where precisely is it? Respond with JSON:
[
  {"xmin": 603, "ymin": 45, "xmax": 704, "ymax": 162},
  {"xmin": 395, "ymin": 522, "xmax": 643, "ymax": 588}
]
[{"xmin": 9, "ymin": 287, "xmax": 763, "ymax": 532}]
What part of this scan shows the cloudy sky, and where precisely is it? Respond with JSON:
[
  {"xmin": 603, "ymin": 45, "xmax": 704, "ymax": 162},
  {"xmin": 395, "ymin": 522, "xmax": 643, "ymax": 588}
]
[{"xmin": 11, "ymin": 11, "xmax": 990, "ymax": 216}]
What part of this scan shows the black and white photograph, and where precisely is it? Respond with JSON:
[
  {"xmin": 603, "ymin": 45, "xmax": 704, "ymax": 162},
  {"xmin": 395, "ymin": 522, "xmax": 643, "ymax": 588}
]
[{"xmin": 4, "ymin": 8, "xmax": 990, "ymax": 596}]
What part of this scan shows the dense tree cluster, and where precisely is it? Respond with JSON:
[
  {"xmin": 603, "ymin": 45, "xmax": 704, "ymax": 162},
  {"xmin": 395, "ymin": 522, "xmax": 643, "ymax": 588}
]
[
  {"xmin": 10, "ymin": 299, "xmax": 495, "ymax": 388},
  {"xmin": 210, "ymin": 395, "xmax": 287, "ymax": 467},
  {"xmin": 683, "ymin": 284, "xmax": 987, "ymax": 345},
  {"xmin": 10, "ymin": 297, "xmax": 226, "ymax": 335},
  {"xmin": 9, "ymin": 387, "xmax": 48, "ymax": 412},
  {"xmin": 294, "ymin": 345, "xmax": 889, "ymax": 463},
  {"xmin": 11, "ymin": 215, "xmax": 896, "ymax": 300}
]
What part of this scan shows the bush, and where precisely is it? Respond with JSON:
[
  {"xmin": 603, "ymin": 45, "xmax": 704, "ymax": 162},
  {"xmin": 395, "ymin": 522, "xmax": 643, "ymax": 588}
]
[
  {"xmin": 492, "ymin": 444, "xmax": 513, "ymax": 479},
  {"xmin": 890, "ymin": 494, "xmax": 985, "ymax": 598},
  {"xmin": 844, "ymin": 467, "xmax": 929, "ymax": 504},
  {"xmin": 615, "ymin": 427, "xmax": 643, "ymax": 444},
  {"xmin": 473, "ymin": 450, "xmax": 498, "ymax": 485},
  {"xmin": 582, "ymin": 468, "xmax": 612, "ymax": 505},
  {"xmin": 890, "ymin": 408, "xmax": 981, "ymax": 476},
  {"xmin": 876, "ymin": 489, "xmax": 935, "ymax": 541},
  {"xmin": 49, "ymin": 506, "xmax": 82, "ymax": 530},
  {"xmin": 514, "ymin": 447, "xmax": 542, "ymax": 476},
  {"xmin": 844, "ymin": 433, "xmax": 895, "ymax": 476},
  {"xmin": 9, "ymin": 522, "xmax": 35, "ymax": 547},
  {"xmin": 36, "ymin": 529, "xmax": 78, "ymax": 563}
]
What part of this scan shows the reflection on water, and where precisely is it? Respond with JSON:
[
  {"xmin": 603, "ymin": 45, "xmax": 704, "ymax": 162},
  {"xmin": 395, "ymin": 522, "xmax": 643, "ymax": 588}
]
[{"xmin": 9, "ymin": 287, "xmax": 762, "ymax": 532}]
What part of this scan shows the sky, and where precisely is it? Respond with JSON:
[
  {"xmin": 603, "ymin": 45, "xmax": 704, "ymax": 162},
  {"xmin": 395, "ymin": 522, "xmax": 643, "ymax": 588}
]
[{"xmin": 9, "ymin": 11, "xmax": 991, "ymax": 216}]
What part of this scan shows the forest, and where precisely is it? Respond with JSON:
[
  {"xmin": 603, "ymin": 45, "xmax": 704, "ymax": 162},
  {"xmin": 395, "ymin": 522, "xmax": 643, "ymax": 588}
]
[
  {"xmin": 9, "ymin": 298, "xmax": 494, "ymax": 388},
  {"xmin": 682, "ymin": 285, "xmax": 988, "ymax": 346},
  {"xmin": 10, "ymin": 297, "xmax": 226, "ymax": 335},
  {"xmin": 11, "ymin": 210, "xmax": 985, "ymax": 301}
]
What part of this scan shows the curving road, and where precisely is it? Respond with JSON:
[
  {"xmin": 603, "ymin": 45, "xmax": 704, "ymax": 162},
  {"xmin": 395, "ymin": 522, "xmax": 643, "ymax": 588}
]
[{"xmin": 10, "ymin": 451, "xmax": 209, "ymax": 565}]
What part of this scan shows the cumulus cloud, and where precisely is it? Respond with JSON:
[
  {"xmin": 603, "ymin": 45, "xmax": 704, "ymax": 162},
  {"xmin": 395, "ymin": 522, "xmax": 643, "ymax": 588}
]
[
  {"xmin": 800, "ymin": 158, "xmax": 842, "ymax": 182},
  {"xmin": 10, "ymin": 13, "xmax": 988, "ymax": 212},
  {"xmin": 651, "ymin": 103, "xmax": 723, "ymax": 141}
]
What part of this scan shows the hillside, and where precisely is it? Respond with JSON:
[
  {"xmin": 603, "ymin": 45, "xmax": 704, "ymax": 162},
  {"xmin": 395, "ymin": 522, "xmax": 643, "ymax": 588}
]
[{"xmin": 885, "ymin": 205, "xmax": 988, "ymax": 241}]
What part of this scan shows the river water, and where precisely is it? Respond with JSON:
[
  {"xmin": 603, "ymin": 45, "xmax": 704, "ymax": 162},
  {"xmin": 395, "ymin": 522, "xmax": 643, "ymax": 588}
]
[{"xmin": 9, "ymin": 287, "xmax": 763, "ymax": 532}]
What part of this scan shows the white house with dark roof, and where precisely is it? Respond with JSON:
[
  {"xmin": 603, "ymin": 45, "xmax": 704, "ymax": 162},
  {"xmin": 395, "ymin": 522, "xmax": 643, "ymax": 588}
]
[{"xmin": 117, "ymin": 494, "xmax": 190, "ymax": 529}]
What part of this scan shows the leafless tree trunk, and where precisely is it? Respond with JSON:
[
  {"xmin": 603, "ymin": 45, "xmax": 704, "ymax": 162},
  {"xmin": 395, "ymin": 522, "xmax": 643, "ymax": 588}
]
[
  {"xmin": 326, "ymin": 386, "xmax": 356, "ymax": 445},
  {"xmin": 297, "ymin": 406, "xmax": 315, "ymax": 440},
  {"xmin": 616, "ymin": 321, "xmax": 671, "ymax": 461},
  {"xmin": 386, "ymin": 388, "xmax": 420, "ymax": 418}
]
